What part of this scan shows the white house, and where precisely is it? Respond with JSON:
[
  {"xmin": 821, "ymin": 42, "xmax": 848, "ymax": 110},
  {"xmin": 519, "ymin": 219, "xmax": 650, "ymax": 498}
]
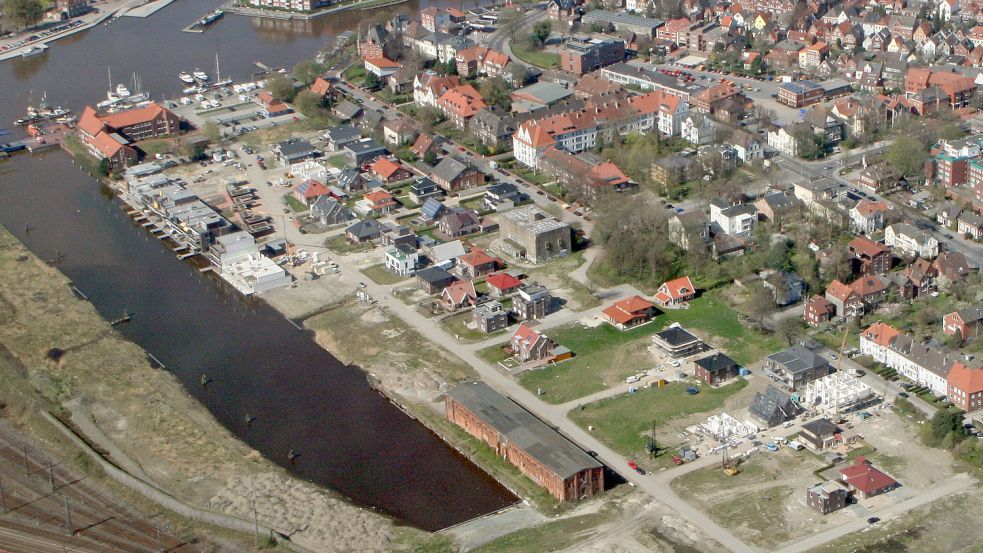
[
  {"xmin": 849, "ymin": 199, "xmax": 888, "ymax": 235},
  {"xmin": 209, "ymin": 231, "xmax": 292, "ymax": 296},
  {"xmin": 385, "ymin": 245, "xmax": 419, "ymax": 276},
  {"xmin": 710, "ymin": 201, "xmax": 757, "ymax": 236},
  {"xmin": 730, "ymin": 130, "xmax": 764, "ymax": 163},
  {"xmin": 884, "ymin": 223, "xmax": 939, "ymax": 259},
  {"xmin": 767, "ymin": 127, "xmax": 799, "ymax": 156},
  {"xmin": 681, "ymin": 114, "xmax": 717, "ymax": 145}
]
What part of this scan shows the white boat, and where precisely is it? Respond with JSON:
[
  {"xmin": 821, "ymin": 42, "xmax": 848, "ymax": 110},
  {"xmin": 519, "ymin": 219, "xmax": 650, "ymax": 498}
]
[
  {"xmin": 108, "ymin": 83, "xmax": 132, "ymax": 101},
  {"xmin": 193, "ymin": 69, "xmax": 209, "ymax": 81},
  {"xmin": 179, "ymin": 72, "xmax": 195, "ymax": 84},
  {"xmin": 21, "ymin": 44, "xmax": 48, "ymax": 58},
  {"xmin": 183, "ymin": 85, "xmax": 204, "ymax": 94}
]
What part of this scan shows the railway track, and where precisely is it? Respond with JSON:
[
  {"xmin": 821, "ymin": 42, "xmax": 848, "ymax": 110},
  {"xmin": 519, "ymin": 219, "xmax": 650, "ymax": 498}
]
[{"xmin": 0, "ymin": 425, "xmax": 191, "ymax": 552}]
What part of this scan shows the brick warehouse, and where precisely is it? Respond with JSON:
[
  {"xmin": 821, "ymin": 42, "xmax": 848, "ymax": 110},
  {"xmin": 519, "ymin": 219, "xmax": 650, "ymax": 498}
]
[{"xmin": 446, "ymin": 382, "xmax": 603, "ymax": 501}]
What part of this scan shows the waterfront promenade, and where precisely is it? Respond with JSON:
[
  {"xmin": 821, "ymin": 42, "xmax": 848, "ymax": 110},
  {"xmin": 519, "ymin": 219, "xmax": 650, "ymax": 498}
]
[{"xmin": 0, "ymin": 0, "xmax": 147, "ymax": 62}]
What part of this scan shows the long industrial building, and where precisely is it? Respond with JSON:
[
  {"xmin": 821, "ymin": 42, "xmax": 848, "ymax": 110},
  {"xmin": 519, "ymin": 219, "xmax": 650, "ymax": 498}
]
[{"xmin": 445, "ymin": 382, "xmax": 603, "ymax": 501}]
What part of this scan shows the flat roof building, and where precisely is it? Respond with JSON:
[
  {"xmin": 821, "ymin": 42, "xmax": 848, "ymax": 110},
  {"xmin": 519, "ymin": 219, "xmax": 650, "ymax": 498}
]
[
  {"xmin": 581, "ymin": 10, "xmax": 664, "ymax": 37},
  {"xmin": 498, "ymin": 205, "xmax": 571, "ymax": 264}
]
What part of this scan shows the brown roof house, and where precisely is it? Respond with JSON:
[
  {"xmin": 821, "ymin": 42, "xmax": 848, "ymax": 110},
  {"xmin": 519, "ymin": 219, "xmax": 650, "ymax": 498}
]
[{"xmin": 511, "ymin": 323, "xmax": 556, "ymax": 363}]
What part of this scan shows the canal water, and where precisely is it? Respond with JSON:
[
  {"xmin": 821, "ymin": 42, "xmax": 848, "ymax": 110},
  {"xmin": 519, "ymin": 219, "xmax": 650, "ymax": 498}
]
[{"xmin": 0, "ymin": 0, "xmax": 515, "ymax": 531}]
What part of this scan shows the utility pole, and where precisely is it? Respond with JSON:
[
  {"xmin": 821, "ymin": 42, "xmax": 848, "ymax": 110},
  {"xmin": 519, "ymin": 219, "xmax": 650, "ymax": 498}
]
[
  {"xmin": 48, "ymin": 460, "xmax": 56, "ymax": 492},
  {"xmin": 0, "ymin": 479, "xmax": 5, "ymax": 513},
  {"xmin": 23, "ymin": 445, "xmax": 30, "ymax": 476},
  {"xmin": 251, "ymin": 498, "xmax": 260, "ymax": 549}
]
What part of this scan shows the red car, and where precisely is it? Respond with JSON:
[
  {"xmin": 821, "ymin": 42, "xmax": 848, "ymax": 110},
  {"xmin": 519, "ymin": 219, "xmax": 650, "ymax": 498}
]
[{"xmin": 628, "ymin": 461, "xmax": 645, "ymax": 474}]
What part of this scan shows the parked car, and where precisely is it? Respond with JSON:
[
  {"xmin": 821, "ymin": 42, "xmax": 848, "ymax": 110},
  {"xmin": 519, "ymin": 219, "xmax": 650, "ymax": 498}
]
[{"xmin": 628, "ymin": 461, "xmax": 645, "ymax": 475}]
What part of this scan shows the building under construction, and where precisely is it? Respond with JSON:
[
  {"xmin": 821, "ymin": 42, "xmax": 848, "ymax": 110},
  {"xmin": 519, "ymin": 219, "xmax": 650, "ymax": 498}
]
[{"xmin": 801, "ymin": 373, "xmax": 878, "ymax": 414}]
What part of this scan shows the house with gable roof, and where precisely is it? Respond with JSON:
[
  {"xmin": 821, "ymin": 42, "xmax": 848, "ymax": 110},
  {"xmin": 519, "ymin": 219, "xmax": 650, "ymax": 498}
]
[
  {"xmin": 511, "ymin": 323, "xmax": 557, "ymax": 362},
  {"xmin": 602, "ymin": 295, "xmax": 658, "ymax": 330},
  {"xmin": 654, "ymin": 276, "xmax": 696, "ymax": 307},
  {"xmin": 441, "ymin": 279, "xmax": 478, "ymax": 309}
]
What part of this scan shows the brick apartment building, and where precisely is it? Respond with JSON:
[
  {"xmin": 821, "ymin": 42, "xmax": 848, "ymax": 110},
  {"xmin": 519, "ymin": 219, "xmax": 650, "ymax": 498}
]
[
  {"xmin": 78, "ymin": 102, "xmax": 181, "ymax": 171},
  {"xmin": 446, "ymin": 382, "xmax": 604, "ymax": 501},
  {"xmin": 560, "ymin": 36, "xmax": 625, "ymax": 75},
  {"xmin": 777, "ymin": 80, "xmax": 824, "ymax": 108}
]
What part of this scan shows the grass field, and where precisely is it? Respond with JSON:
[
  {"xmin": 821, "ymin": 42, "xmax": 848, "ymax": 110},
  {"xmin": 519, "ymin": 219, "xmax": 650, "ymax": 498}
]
[
  {"xmin": 326, "ymin": 154, "xmax": 349, "ymax": 169},
  {"xmin": 510, "ymin": 41, "xmax": 560, "ymax": 69},
  {"xmin": 283, "ymin": 193, "xmax": 308, "ymax": 213},
  {"xmin": 518, "ymin": 321, "xmax": 665, "ymax": 403},
  {"xmin": 361, "ymin": 263, "xmax": 409, "ymax": 286},
  {"xmin": 569, "ymin": 380, "xmax": 747, "ymax": 458},
  {"xmin": 439, "ymin": 311, "xmax": 507, "ymax": 343},
  {"xmin": 663, "ymin": 293, "xmax": 783, "ymax": 367},
  {"xmin": 325, "ymin": 234, "xmax": 372, "ymax": 255}
]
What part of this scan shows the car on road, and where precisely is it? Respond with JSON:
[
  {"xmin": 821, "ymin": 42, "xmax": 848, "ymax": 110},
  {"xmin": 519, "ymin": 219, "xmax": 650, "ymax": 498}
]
[
  {"xmin": 867, "ymin": 517, "xmax": 880, "ymax": 524},
  {"xmin": 587, "ymin": 450, "xmax": 598, "ymax": 457},
  {"xmin": 945, "ymin": 233, "xmax": 954, "ymax": 239},
  {"xmin": 898, "ymin": 392, "xmax": 910, "ymax": 399},
  {"xmin": 358, "ymin": 282, "xmax": 366, "ymax": 288},
  {"xmin": 664, "ymin": 203, "xmax": 674, "ymax": 209},
  {"xmin": 536, "ymin": 190, "xmax": 544, "ymax": 195},
  {"xmin": 574, "ymin": 210, "xmax": 582, "ymax": 216},
  {"xmin": 628, "ymin": 461, "xmax": 645, "ymax": 475}
]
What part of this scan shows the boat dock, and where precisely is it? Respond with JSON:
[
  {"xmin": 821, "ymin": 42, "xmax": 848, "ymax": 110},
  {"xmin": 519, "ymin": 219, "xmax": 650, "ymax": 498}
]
[
  {"xmin": 182, "ymin": 8, "xmax": 224, "ymax": 33},
  {"xmin": 122, "ymin": 0, "xmax": 176, "ymax": 18}
]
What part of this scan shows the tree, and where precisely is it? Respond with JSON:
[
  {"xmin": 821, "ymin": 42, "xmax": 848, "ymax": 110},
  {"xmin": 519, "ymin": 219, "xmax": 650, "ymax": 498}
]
[
  {"xmin": 745, "ymin": 287, "xmax": 776, "ymax": 326},
  {"xmin": 98, "ymin": 158, "xmax": 110, "ymax": 177},
  {"xmin": 293, "ymin": 90, "xmax": 324, "ymax": 118},
  {"xmin": 443, "ymin": 59, "xmax": 458, "ymax": 76},
  {"xmin": 775, "ymin": 317, "xmax": 806, "ymax": 346},
  {"xmin": 417, "ymin": 106, "xmax": 443, "ymax": 135},
  {"xmin": 480, "ymin": 76, "xmax": 511, "ymax": 110},
  {"xmin": 363, "ymin": 71, "xmax": 381, "ymax": 91},
  {"xmin": 592, "ymin": 195, "xmax": 678, "ymax": 284},
  {"xmin": 532, "ymin": 21, "xmax": 552, "ymax": 46},
  {"xmin": 202, "ymin": 121, "xmax": 221, "ymax": 144},
  {"xmin": 886, "ymin": 135, "xmax": 928, "ymax": 178},
  {"xmin": 267, "ymin": 75, "xmax": 296, "ymax": 102},
  {"xmin": 497, "ymin": 8, "xmax": 523, "ymax": 40},
  {"xmin": 7, "ymin": 0, "xmax": 43, "ymax": 30},
  {"xmin": 423, "ymin": 150, "xmax": 437, "ymax": 165},
  {"xmin": 293, "ymin": 59, "xmax": 326, "ymax": 86},
  {"xmin": 928, "ymin": 409, "xmax": 963, "ymax": 446}
]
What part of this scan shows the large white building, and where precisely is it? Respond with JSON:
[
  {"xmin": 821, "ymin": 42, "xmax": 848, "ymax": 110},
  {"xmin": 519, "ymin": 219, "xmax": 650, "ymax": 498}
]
[
  {"xmin": 801, "ymin": 373, "xmax": 874, "ymax": 414},
  {"xmin": 884, "ymin": 223, "xmax": 940, "ymax": 259},
  {"xmin": 208, "ymin": 231, "xmax": 292, "ymax": 295},
  {"xmin": 860, "ymin": 322, "xmax": 956, "ymax": 396},
  {"xmin": 710, "ymin": 201, "xmax": 757, "ymax": 236}
]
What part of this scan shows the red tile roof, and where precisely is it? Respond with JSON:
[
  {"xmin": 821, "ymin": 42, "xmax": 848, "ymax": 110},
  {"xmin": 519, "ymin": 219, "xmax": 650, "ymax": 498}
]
[
  {"xmin": 78, "ymin": 105, "xmax": 104, "ymax": 137},
  {"xmin": 365, "ymin": 56, "xmax": 402, "ymax": 70},
  {"xmin": 655, "ymin": 276, "xmax": 695, "ymax": 303},
  {"xmin": 486, "ymin": 272, "xmax": 521, "ymax": 291},
  {"xmin": 364, "ymin": 188, "xmax": 394, "ymax": 203},
  {"xmin": 299, "ymin": 179, "xmax": 331, "ymax": 200},
  {"xmin": 825, "ymin": 279, "xmax": 856, "ymax": 302},
  {"xmin": 603, "ymin": 295, "xmax": 656, "ymax": 325},
  {"xmin": 948, "ymin": 361, "xmax": 983, "ymax": 395},
  {"xmin": 839, "ymin": 457, "xmax": 897, "ymax": 495},
  {"xmin": 310, "ymin": 77, "xmax": 332, "ymax": 96},
  {"xmin": 849, "ymin": 236, "xmax": 891, "ymax": 257},
  {"xmin": 437, "ymin": 84, "xmax": 487, "ymax": 118},
  {"xmin": 369, "ymin": 157, "xmax": 405, "ymax": 179},
  {"xmin": 443, "ymin": 279, "xmax": 477, "ymax": 305},
  {"xmin": 861, "ymin": 321, "xmax": 901, "ymax": 347},
  {"xmin": 99, "ymin": 102, "xmax": 168, "ymax": 130},
  {"xmin": 460, "ymin": 248, "xmax": 495, "ymax": 268}
]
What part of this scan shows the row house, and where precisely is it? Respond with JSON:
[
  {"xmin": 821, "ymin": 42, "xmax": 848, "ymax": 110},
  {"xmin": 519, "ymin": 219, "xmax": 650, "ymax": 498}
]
[
  {"xmin": 541, "ymin": 148, "xmax": 631, "ymax": 200},
  {"xmin": 455, "ymin": 46, "xmax": 511, "ymax": 80},
  {"xmin": 860, "ymin": 322, "xmax": 962, "ymax": 397},
  {"xmin": 413, "ymin": 73, "xmax": 460, "ymax": 109},
  {"xmin": 512, "ymin": 91, "xmax": 685, "ymax": 169}
]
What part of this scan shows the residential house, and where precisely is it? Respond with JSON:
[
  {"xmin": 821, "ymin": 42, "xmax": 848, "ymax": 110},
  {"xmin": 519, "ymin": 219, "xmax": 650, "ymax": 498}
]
[
  {"xmin": 346, "ymin": 219, "xmax": 383, "ymax": 243},
  {"xmin": 858, "ymin": 164, "xmax": 900, "ymax": 193},
  {"xmin": 681, "ymin": 114, "xmax": 718, "ymax": 145},
  {"xmin": 356, "ymin": 189, "xmax": 398, "ymax": 215},
  {"xmin": 441, "ymin": 279, "xmax": 477, "ymax": 309},
  {"xmin": 839, "ymin": 457, "xmax": 899, "ymax": 499},
  {"xmin": 368, "ymin": 157, "xmax": 412, "ymax": 184},
  {"xmin": 762, "ymin": 271, "xmax": 806, "ymax": 306},
  {"xmin": 730, "ymin": 130, "xmax": 764, "ymax": 163},
  {"xmin": 511, "ymin": 323, "xmax": 556, "ymax": 363},
  {"xmin": 754, "ymin": 192, "xmax": 800, "ymax": 222},
  {"xmin": 668, "ymin": 210, "xmax": 711, "ymax": 253},
  {"xmin": 427, "ymin": 239, "xmax": 468, "ymax": 269},
  {"xmin": 323, "ymin": 126, "xmax": 363, "ymax": 151},
  {"xmin": 849, "ymin": 199, "xmax": 889, "ymax": 234},
  {"xmin": 650, "ymin": 154, "xmax": 695, "ymax": 188},
  {"xmin": 438, "ymin": 209, "xmax": 482, "ymax": 238},
  {"xmin": 765, "ymin": 345, "xmax": 831, "ymax": 391},
  {"xmin": 411, "ymin": 133, "xmax": 438, "ymax": 160},
  {"xmin": 486, "ymin": 272, "xmax": 522, "ymax": 297},
  {"xmin": 710, "ymin": 201, "xmax": 756, "ymax": 236},
  {"xmin": 513, "ymin": 283, "xmax": 551, "ymax": 321},
  {"xmin": 932, "ymin": 251, "xmax": 974, "ymax": 286},
  {"xmin": 848, "ymin": 236, "xmax": 892, "ymax": 275},
  {"xmin": 416, "ymin": 266, "xmax": 456, "ymax": 293},
  {"xmin": 437, "ymin": 85, "xmax": 487, "ymax": 129},
  {"xmin": 800, "ymin": 418, "xmax": 848, "ymax": 452},
  {"xmin": 470, "ymin": 107, "xmax": 521, "ymax": 150},
  {"xmin": 884, "ymin": 223, "xmax": 939, "ymax": 259},
  {"xmin": 410, "ymin": 177, "xmax": 444, "ymax": 205},
  {"xmin": 458, "ymin": 248, "xmax": 497, "ymax": 278},
  {"xmin": 385, "ymin": 244, "xmax": 420, "ymax": 276},
  {"xmin": 431, "ymin": 156, "xmax": 484, "ymax": 193},
  {"xmin": 364, "ymin": 57, "xmax": 402, "ymax": 78},
  {"xmin": 651, "ymin": 325, "xmax": 708, "ymax": 358},
  {"xmin": 602, "ymin": 295, "xmax": 658, "ymax": 330},
  {"xmin": 473, "ymin": 301, "xmax": 509, "ymax": 333},
  {"xmin": 958, "ymin": 211, "xmax": 983, "ymax": 239},
  {"xmin": 803, "ymin": 294, "xmax": 836, "ymax": 326},
  {"xmin": 382, "ymin": 119, "xmax": 416, "ymax": 146},
  {"xmin": 825, "ymin": 279, "xmax": 863, "ymax": 318},
  {"xmin": 343, "ymin": 139, "xmax": 387, "ymax": 166},
  {"xmin": 654, "ymin": 276, "xmax": 696, "ymax": 307},
  {"xmin": 311, "ymin": 196, "xmax": 355, "ymax": 226},
  {"xmin": 947, "ymin": 361, "xmax": 983, "ymax": 412},
  {"xmin": 694, "ymin": 353, "xmax": 740, "ymax": 385},
  {"xmin": 413, "ymin": 73, "xmax": 460, "ymax": 109},
  {"xmin": 942, "ymin": 304, "xmax": 983, "ymax": 341},
  {"xmin": 292, "ymin": 179, "xmax": 331, "ymax": 206}
]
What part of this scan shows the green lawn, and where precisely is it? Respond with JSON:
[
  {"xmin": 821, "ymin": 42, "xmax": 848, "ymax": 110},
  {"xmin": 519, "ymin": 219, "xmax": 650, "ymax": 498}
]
[
  {"xmin": 517, "ymin": 293, "xmax": 776, "ymax": 404},
  {"xmin": 659, "ymin": 292, "xmax": 784, "ymax": 367},
  {"xmin": 361, "ymin": 263, "xmax": 409, "ymax": 286},
  {"xmin": 569, "ymin": 380, "xmax": 748, "ymax": 458},
  {"xmin": 518, "ymin": 320, "xmax": 666, "ymax": 403},
  {"xmin": 478, "ymin": 342, "xmax": 513, "ymax": 366},
  {"xmin": 283, "ymin": 193, "xmax": 308, "ymax": 213},
  {"xmin": 440, "ymin": 311, "xmax": 508, "ymax": 343},
  {"xmin": 326, "ymin": 154, "xmax": 349, "ymax": 169},
  {"xmin": 137, "ymin": 138, "xmax": 174, "ymax": 157},
  {"xmin": 325, "ymin": 234, "xmax": 371, "ymax": 254},
  {"xmin": 510, "ymin": 41, "xmax": 560, "ymax": 69}
]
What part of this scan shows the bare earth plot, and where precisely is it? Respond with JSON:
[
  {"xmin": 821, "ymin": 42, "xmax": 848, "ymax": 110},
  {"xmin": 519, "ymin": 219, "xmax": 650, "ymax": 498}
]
[{"xmin": 670, "ymin": 448, "xmax": 838, "ymax": 547}]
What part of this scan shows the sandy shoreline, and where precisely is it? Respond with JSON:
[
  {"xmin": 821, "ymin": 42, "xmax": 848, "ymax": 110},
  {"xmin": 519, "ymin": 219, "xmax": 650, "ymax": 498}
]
[{"xmin": 0, "ymin": 225, "xmax": 422, "ymax": 553}]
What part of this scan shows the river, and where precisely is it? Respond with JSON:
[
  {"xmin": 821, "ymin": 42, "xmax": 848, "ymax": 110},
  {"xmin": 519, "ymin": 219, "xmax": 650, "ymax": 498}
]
[{"xmin": 0, "ymin": 0, "xmax": 516, "ymax": 532}]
